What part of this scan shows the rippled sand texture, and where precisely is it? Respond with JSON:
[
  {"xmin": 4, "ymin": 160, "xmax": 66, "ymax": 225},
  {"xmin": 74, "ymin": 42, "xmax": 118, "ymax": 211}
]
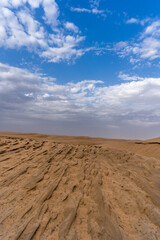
[{"xmin": 0, "ymin": 132, "xmax": 160, "ymax": 240}]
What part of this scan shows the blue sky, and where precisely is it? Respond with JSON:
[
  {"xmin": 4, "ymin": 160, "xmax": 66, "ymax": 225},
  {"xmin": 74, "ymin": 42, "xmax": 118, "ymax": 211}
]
[{"xmin": 0, "ymin": 0, "xmax": 160, "ymax": 139}]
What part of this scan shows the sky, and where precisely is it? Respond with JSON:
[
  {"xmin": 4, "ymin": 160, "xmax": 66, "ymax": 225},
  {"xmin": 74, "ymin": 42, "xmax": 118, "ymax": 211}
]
[{"xmin": 1, "ymin": 0, "xmax": 160, "ymax": 139}]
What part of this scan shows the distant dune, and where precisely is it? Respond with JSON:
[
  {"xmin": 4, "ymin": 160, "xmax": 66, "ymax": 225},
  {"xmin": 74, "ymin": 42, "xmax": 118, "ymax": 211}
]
[{"xmin": 0, "ymin": 132, "xmax": 160, "ymax": 240}]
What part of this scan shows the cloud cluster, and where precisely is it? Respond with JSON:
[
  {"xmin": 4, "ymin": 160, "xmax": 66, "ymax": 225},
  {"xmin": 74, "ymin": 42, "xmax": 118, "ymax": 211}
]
[
  {"xmin": 0, "ymin": 0, "xmax": 85, "ymax": 62},
  {"xmin": 115, "ymin": 20, "xmax": 160, "ymax": 63},
  {"xmin": 1, "ymin": 62, "xmax": 160, "ymax": 138}
]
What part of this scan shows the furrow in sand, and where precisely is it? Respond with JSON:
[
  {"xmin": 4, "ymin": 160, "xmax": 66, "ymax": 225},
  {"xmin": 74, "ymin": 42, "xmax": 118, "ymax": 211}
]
[{"xmin": 0, "ymin": 134, "xmax": 160, "ymax": 239}]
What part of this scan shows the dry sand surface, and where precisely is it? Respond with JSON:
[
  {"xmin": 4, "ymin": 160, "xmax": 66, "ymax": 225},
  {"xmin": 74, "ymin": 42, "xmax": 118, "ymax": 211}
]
[{"xmin": 0, "ymin": 132, "xmax": 160, "ymax": 240}]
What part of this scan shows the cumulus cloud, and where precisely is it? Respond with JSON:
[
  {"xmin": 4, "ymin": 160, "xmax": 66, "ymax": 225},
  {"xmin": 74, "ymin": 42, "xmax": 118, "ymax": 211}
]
[
  {"xmin": 1, "ymin": 62, "xmax": 160, "ymax": 138},
  {"xmin": 0, "ymin": 0, "xmax": 85, "ymax": 62},
  {"xmin": 0, "ymin": 0, "xmax": 59, "ymax": 25},
  {"xmin": 42, "ymin": 0, "xmax": 59, "ymax": 26},
  {"xmin": 115, "ymin": 20, "xmax": 160, "ymax": 63}
]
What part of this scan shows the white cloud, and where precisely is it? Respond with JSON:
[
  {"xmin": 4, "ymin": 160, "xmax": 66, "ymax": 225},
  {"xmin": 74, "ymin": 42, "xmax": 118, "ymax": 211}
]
[
  {"xmin": 70, "ymin": 7, "xmax": 105, "ymax": 15},
  {"xmin": 90, "ymin": 0, "xmax": 100, "ymax": 8},
  {"xmin": 41, "ymin": 35, "xmax": 85, "ymax": 62},
  {"xmin": 118, "ymin": 72, "xmax": 143, "ymax": 81},
  {"xmin": 143, "ymin": 20, "xmax": 160, "ymax": 37},
  {"xmin": 70, "ymin": 0, "xmax": 111, "ymax": 17},
  {"xmin": 70, "ymin": 7, "xmax": 91, "ymax": 13},
  {"xmin": 64, "ymin": 22, "xmax": 79, "ymax": 33},
  {"xmin": 1, "ymin": 62, "xmax": 160, "ymax": 134},
  {"xmin": 27, "ymin": 0, "xmax": 42, "ymax": 8},
  {"xmin": 0, "ymin": 6, "xmax": 47, "ymax": 49},
  {"xmin": 126, "ymin": 18, "xmax": 140, "ymax": 24},
  {"xmin": 0, "ymin": 0, "xmax": 41, "ymax": 8},
  {"xmin": 115, "ymin": 20, "xmax": 160, "ymax": 63},
  {"xmin": 0, "ymin": 0, "xmax": 85, "ymax": 62},
  {"xmin": 42, "ymin": 0, "xmax": 59, "ymax": 26},
  {"xmin": 126, "ymin": 17, "xmax": 150, "ymax": 26}
]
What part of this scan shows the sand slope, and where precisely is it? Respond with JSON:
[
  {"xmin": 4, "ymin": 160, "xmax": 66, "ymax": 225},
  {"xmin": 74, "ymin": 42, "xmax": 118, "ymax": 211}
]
[{"xmin": 0, "ymin": 132, "xmax": 160, "ymax": 240}]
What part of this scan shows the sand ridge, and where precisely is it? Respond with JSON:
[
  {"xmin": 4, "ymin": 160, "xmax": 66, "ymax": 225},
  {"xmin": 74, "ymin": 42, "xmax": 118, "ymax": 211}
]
[{"xmin": 0, "ymin": 132, "xmax": 160, "ymax": 239}]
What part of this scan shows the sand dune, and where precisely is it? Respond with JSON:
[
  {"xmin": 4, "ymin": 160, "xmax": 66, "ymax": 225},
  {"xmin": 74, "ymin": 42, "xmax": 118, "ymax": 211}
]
[{"xmin": 0, "ymin": 132, "xmax": 160, "ymax": 240}]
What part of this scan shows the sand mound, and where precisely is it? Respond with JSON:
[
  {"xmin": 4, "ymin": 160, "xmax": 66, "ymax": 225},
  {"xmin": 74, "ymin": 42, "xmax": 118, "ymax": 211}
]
[{"xmin": 0, "ymin": 133, "xmax": 160, "ymax": 240}]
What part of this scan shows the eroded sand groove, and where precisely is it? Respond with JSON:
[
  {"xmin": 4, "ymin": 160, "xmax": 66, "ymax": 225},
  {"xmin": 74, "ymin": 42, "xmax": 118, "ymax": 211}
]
[{"xmin": 0, "ymin": 134, "xmax": 160, "ymax": 240}]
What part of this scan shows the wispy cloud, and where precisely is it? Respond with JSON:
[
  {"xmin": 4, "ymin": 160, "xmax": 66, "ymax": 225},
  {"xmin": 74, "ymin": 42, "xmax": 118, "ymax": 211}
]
[
  {"xmin": 70, "ymin": 0, "xmax": 111, "ymax": 17},
  {"xmin": 0, "ymin": 0, "xmax": 85, "ymax": 63},
  {"xmin": 64, "ymin": 22, "xmax": 79, "ymax": 33},
  {"xmin": 126, "ymin": 18, "xmax": 140, "ymax": 24},
  {"xmin": 89, "ymin": 0, "xmax": 101, "ymax": 8},
  {"xmin": 1, "ymin": 62, "xmax": 160, "ymax": 137},
  {"xmin": 70, "ymin": 7, "xmax": 105, "ymax": 15},
  {"xmin": 126, "ymin": 17, "xmax": 150, "ymax": 26},
  {"xmin": 118, "ymin": 72, "xmax": 144, "ymax": 81}
]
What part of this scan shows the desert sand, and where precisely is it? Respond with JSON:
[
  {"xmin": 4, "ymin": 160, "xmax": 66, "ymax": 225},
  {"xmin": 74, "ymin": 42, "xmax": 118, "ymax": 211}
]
[{"xmin": 0, "ymin": 132, "xmax": 160, "ymax": 240}]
